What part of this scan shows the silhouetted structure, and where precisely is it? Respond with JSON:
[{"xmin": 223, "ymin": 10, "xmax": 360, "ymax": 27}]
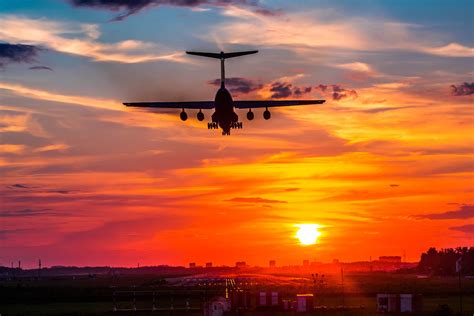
[
  {"xmin": 418, "ymin": 247, "xmax": 474, "ymax": 275},
  {"xmin": 235, "ymin": 261, "xmax": 247, "ymax": 268},
  {"xmin": 124, "ymin": 50, "xmax": 325, "ymax": 135},
  {"xmin": 379, "ymin": 256, "xmax": 402, "ymax": 263}
]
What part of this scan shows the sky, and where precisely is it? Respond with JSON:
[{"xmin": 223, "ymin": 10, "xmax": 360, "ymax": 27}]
[{"xmin": 0, "ymin": 0, "xmax": 473, "ymax": 268}]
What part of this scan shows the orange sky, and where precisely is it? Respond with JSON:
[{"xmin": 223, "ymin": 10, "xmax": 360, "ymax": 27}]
[{"xmin": 1, "ymin": 1, "xmax": 473, "ymax": 268}]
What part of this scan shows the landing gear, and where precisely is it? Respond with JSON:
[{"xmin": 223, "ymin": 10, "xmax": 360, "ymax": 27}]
[
  {"xmin": 180, "ymin": 109, "xmax": 188, "ymax": 121},
  {"xmin": 231, "ymin": 122, "xmax": 243, "ymax": 129},
  {"xmin": 207, "ymin": 122, "xmax": 218, "ymax": 129},
  {"xmin": 247, "ymin": 109, "xmax": 254, "ymax": 121},
  {"xmin": 263, "ymin": 107, "xmax": 271, "ymax": 120},
  {"xmin": 197, "ymin": 110, "xmax": 205, "ymax": 121}
]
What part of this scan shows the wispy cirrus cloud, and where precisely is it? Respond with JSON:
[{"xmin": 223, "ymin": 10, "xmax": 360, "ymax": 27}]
[
  {"xmin": 0, "ymin": 82, "xmax": 119, "ymax": 111},
  {"xmin": 225, "ymin": 197, "xmax": 287, "ymax": 204},
  {"xmin": 0, "ymin": 15, "xmax": 188, "ymax": 64},
  {"xmin": 217, "ymin": 6, "xmax": 474, "ymax": 58}
]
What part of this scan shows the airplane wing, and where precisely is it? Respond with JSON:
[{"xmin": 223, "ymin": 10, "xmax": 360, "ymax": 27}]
[
  {"xmin": 233, "ymin": 100, "xmax": 325, "ymax": 109},
  {"xmin": 123, "ymin": 101, "xmax": 214, "ymax": 109}
]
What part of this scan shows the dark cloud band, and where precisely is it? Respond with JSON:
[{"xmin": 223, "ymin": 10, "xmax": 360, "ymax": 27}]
[
  {"xmin": 0, "ymin": 43, "xmax": 41, "ymax": 68},
  {"xmin": 315, "ymin": 84, "xmax": 358, "ymax": 101},
  {"xmin": 208, "ymin": 77, "xmax": 263, "ymax": 95},
  {"xmin": 68, "ymin": 0, "xmax": 266, "ymax": 21},
  {"xmin": 450, "ymin": 82, "xmax": 474, "ymax": 96}
]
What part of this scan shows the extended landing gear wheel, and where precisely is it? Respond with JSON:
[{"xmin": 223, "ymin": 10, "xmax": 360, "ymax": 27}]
[{"xmin": 208, "ymin": 122, "xmax": 218, "ymax": 129}]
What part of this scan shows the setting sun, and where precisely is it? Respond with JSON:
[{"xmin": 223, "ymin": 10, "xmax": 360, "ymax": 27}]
[{"xmin": 295, "ymin": 224, "xmax": 321, "ymax": 245}]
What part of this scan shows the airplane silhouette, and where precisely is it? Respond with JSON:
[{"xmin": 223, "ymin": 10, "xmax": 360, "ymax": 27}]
[{"xmin": 124, "ymin": 51, "xmax": 325, "ymax": 135}]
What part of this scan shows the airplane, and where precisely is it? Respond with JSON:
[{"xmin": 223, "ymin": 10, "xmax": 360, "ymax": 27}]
[{"xmin": 123, "ymin": 50, "xmax": 325, "ymax": 135}]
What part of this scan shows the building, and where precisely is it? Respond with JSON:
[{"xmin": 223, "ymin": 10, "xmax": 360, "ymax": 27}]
[
  {"xmin": 257, "ymin": 291, "xmax": 280, "ymax": 307},
  {"xmin": 379, "ymin": 256, "xmax": 402, "ymax": 263},
  {"xmin": 269, "ymin": 260, "xmax": 276, "ymax": 268},
  {"xmin": 377, "ymin": 294, "xmax": 422, "ymax": 313},
  {"xmin": 205, "ymin": 262, "xmax": 213, "ymax": 268},
  {"xmin": 296, "ymin": 294, "xmax": 313, "ymax": 312},
  {"xmin": 203, "ymin": 297, "xmax": 231, "ymax": 316},
  {"xmin": 189, "ymin": 262, "xmax": 196, "ymax": 268},
  {"xmin": 235, "ymin": 261, "xmax": 246, "ymax": 268},
  {"xmin": 302, "ymin": 260, "xmax": 309, "ymax": 267}
]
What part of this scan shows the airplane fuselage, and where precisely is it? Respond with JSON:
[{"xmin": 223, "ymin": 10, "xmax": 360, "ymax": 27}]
[{"xmin": 212, "ymin": 87, "xmax": 239, "ymax": 135}]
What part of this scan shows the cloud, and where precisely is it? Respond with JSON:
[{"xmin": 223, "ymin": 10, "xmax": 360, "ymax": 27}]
[
  {"xmin": 0, "ymin": 82, "xmax": 119, "ymax": 111},
  {"xmin": 270, "ymin": 82, "xmax": 292, "ymax": 98},
  {"xmin": 208, "ymin": 77, "xmax": 263, "ymax": 95},
  {"xmin": 419, "ymin": 205, "xmax": 474, "ymax": 220},
  {"xmin": 334, "ymin": 62, "xmax": 378, "ymax": 81},
  {"xmin": 7, "ymin": 184, "xmax": 34, "ymax": 189},
  {"xmin": 226, "ymin": 197, "xmax": 287, "ymax": 204},
  {"xmin": 315, "ymin": 84, "xmax": 357, "ymax": 101},
  {"xmin": 33, "ymin": 144, "xmax": 69, "ymax": 153},
  {"xmin": 0, "ymin": 15, "xmax": 188, "ymax": 64},
  {"xmin": 450, "ymin": 82, "xmax": 474, "ymax": 96},
  {"xmin": 424, "ymin": 43, "xmax": 474, "ymax": 58},
  {"xmin": 68, "ymin": 0, "xmax": 270, "ymax": 21},
  {"xmin": 29, "ymin": 66, "xmax": 53, "ymax": 71},
  {"xmin": 0, "ymin": 208, "xmax": 59, "ymax": 217},
  {"xmin": 217, "ymin": 6, "xmax": 474, "ymax": 58},
  {"xmin": 0, "ymin": 43, "xmax": 41, "ymax": 68},
  {"xmin": 450, "ymin": 224, "xmax": 474, "ymax": 234},
  {"xmin": 270, "ymin": 82, "xmax": 312, "ymax": 99}
]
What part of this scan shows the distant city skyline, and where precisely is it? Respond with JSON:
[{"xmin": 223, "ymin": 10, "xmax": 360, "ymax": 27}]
[{"xmin": 1, "ymin": 0, "xmax": 473, "ymax": 268}]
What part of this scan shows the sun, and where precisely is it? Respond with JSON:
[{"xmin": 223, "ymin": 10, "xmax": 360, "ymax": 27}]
[{"xmin": 295, "ymin": 224, "xmax": 321, "ymax": 245}]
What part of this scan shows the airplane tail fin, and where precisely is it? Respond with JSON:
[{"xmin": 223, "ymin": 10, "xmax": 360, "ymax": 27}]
[{"xmin": 186, "ymin": 50, "xmax": 258, "ymax": 88}]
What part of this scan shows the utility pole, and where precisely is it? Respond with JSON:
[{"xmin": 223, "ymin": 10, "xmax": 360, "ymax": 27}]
[
  {"xmin": 456, "ymin": 257, "xmax": 463, "ymax": 315},
  {"xmin": 341, "ymin": 267, "xmax": 345, "ymax": 308},
  {"xmin": 38, "ymin": 259, "xmax": 42, "ymax": 279}
]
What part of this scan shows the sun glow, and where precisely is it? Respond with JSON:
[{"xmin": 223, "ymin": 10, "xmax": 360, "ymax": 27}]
[{"xmin": 295, "ymin": 224, "xmax": 321, "ymax": 245}]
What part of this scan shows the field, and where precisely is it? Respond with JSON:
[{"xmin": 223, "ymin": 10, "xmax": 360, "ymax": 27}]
[{"xmin": 1, "ymin": 272, "xmax": 473, "ymax": 315}]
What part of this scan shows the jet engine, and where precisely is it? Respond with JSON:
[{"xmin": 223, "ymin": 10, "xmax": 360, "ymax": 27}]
[
  {"xmin": 197, "ymin": 110, "xmax": 205, "ymax": 121},
  {"xmin": 247, "ymin": 109, "xmax": 254, "ymax": 120},
  {"xmin": 263, "ymin": 109, "xmax": 271, "ymax": 120},
  {"xmin": 180, "ymin": 110, "xmax": 188, "ymax": 121}
]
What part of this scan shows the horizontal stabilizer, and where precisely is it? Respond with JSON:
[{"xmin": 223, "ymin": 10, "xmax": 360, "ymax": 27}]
[{"xmin": 186, "ymin": 50, "xmax": 258, "ymax": 59}]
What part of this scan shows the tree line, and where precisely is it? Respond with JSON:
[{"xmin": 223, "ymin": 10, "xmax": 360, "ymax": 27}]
[{"xmin": 418, "ymin": 246, "xmax": 474, "ymax": 275}]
